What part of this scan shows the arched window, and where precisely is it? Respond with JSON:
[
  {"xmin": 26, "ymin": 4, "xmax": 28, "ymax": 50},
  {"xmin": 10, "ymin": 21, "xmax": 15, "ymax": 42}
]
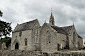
[
  {"xmin": 73, "ymin": 32, "xmax": 76, "ymax": 42},
  {"xmin": 25, "ymin": 38, "xmax": 27, "ymax": 46},
  {"xmin": 47, "ymin": 30, "xmax": 51, "ymax": 43},
  {"xmin": 19, "ymin": 31, "xmax": 22, "ymax": 37}
]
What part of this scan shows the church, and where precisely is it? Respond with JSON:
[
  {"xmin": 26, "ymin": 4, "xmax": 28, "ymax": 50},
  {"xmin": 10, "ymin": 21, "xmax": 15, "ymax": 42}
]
[{"xmin": 11, "ymin": 12, "xmax": 83, "ymax": 53}]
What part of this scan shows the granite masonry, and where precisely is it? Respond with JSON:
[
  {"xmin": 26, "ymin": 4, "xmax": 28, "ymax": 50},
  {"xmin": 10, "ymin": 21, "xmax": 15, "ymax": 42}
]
[
  {"xmin": 0, "ymin": 11, "xmax": 83, "ymax": 56},
  {"xmin": 11, "ymin": 12, "xmax": 83, "ymax": 53}
]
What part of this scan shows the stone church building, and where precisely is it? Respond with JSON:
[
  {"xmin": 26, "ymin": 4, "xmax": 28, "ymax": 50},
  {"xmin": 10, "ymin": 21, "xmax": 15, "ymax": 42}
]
[{"xmin": 11, "ymin": 12, "xmax": 83, "ymax": 53}]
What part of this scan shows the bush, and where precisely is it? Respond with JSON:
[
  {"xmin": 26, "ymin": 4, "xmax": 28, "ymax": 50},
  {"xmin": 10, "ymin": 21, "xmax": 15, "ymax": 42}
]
[{"xmin": 0, "ymin": 36, "xmax": 11, "ymax": 48}]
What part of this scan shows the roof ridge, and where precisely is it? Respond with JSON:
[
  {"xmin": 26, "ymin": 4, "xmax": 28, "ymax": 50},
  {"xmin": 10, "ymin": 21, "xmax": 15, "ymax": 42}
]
[
  {"xmin": 19, "ymin": 19, "xmax": 38, "ymax": 25},
  {"xmin": 13, "ymin": 19, "xmax": 38, "ymax": 32},
  {"xmin": 59, "ymin": 25, "xmax": 73, "ymax": 28}
]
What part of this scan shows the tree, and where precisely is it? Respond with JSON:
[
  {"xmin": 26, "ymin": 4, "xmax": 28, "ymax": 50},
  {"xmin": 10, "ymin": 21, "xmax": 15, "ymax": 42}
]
[
  {"xmin": 0, "ymin": 20, "xmax": 12, "ymax": 37},
  {"xmin": 0, "ymin": 10, "xmax": 12, "ymax": 48},
  {"xmin": 0, "ymin": 10, "xmax": 3, "ymax": 17},
  {"xmin": 0, "ymin": 10, "xmax": 12, "ymax": 37}
]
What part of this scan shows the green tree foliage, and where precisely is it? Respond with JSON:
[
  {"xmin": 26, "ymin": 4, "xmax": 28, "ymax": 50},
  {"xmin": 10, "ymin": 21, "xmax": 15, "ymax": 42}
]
[
  {"xmin": 0, "ymin": 10, "xmax": 3, "ymax": 17},
  {"xmin": 0, "ymin": 36, "xmax": 11, "ymax": 48},
  {"xmin": 0, "ymin": 10, "xmax": 12, "ymax": 48},
  {"xmin": 0, "ymin": 20, "xmax": 12, "ymax": 37}
]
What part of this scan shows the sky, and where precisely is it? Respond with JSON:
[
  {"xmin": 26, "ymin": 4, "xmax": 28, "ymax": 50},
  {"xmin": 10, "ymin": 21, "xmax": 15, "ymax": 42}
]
[{"xmin": 0, "ymin": 0, "xmax": 85, "ymax": 43}]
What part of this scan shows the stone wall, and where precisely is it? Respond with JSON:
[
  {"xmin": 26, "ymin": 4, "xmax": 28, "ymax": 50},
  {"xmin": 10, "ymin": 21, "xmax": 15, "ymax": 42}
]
[
  {"xmin": 11, "ymin": 30, "xmax": 33, "ymax": 50},
  {"xmin": 68, "ymin": 25, "xmax": 79, "ymax": 50},
  {"xmin": 40, "ymin": 23, "xmax": 68, "ymax": 53},
  {"xmin": 78, "ymin": 37, "xmax": 83, "ymax": 49},
  {"xmin": 40, "ymin": 23, "xmax": 58, "ymax": 53},
  {"xmin": 0, "ymin": 50, "xmax": 49, "ymax": 56},
  {"xmin": 1, "ymin": 50, "xmax": 85, "ymax": 56},
  {"xmin": 11, "ymin": 19, "xmax": 40, "ymax": 51}
]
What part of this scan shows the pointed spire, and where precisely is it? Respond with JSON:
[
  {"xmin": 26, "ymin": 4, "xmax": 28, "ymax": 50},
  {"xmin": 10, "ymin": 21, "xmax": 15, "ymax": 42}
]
[
  {"xmin": 51, "ymin": 8, "xmax": 53, "ymax": 17},
  {"xmin": 49, "ymin": 8, "xmax": 55, "ymax": 26},
  {"xmin": 51, "ymin": 12, "xmax": 53, "ymax": 17}
]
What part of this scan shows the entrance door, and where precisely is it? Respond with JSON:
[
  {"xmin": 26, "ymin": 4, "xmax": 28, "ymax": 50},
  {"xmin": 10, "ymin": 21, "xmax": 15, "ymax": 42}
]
[
  {"xmin": 15, "ymin": 43, "xmax": 19, "ymax": 49},
  {"xmin": 57, "ymin": 44, "xmax": 60, "ymax": 50}
]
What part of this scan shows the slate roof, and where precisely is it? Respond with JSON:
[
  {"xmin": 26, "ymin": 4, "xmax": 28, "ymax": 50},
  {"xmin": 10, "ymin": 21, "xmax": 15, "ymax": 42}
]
[
  {"xmin": 60, "ymin": 26, "xmax": 73, "ymax": 34},
  {"xmin": 13, "ymin": 19, "xmax": 38, "ymax": 32},
  {"xmin": 51, "ymin": 26, "xmax": 67, "ymax": 35},
  {"xmin": 51, "ymin": 25, "xmax": 73, "ymax": 35},
  {"xmin": 52, "ymin": 25, "xmax": 83, "ymax": 39},
  {"xmin": 78, "ymin": 34, "xmax": 83, "ymax": 39}
]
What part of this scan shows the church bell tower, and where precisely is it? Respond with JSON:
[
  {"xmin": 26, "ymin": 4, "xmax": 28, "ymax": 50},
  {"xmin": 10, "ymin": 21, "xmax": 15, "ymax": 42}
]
[{"xmin": 49, "ymin": 9, "xmax": 55, "ymax": 26}]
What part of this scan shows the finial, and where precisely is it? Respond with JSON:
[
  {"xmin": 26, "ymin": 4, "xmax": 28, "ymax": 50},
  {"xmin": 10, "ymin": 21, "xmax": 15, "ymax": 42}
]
[
  {"xmin": 73, "ymin": 21, "xmax": 74, "ymax": 26},
  {"xmin": 45, "ymin": 20, "xmax": 46, "ymax": 23},
  {"xmin": 17, "ymin": 23, "xmax": 19, "ymax": 25},
  {"xmin": 51, "ymin": 8, "xmax": 52, "ymax": 12}
]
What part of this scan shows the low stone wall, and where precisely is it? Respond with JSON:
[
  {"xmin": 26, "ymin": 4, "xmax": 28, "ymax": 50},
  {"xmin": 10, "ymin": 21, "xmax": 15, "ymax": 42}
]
[
  {"xmin": 0, "ymin": 50, "xmax": 85, "ymax": 56},
  {"xmin": 49, "ymin": 53, "xmax": 85, "ymax": 56},
  {"xmin": 0, "ymin": 50, "xmax": 46, "ymax": 56}
]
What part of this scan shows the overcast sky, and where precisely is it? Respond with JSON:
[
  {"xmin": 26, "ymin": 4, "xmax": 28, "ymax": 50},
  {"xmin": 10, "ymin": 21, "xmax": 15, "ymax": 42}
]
[{"xmin": 0, "ymin": 0, "xmax": 85, "ymax": 42}]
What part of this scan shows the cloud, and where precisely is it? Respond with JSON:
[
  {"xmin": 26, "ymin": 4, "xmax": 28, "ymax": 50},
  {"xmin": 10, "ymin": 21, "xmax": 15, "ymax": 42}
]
[{"xmin": 0, "ymin": 0, "xmax": 85, "ymax": 42}]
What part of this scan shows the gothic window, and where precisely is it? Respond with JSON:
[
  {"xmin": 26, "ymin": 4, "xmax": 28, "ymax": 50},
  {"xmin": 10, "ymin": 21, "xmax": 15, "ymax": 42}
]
[
  {"xmin": 78, "ymin": 42, "xmax": 80, "ymax": 49},
  {"xmin": 47, "ymin": 30, "xmax": 51, "ymax": 43},
  {"xmin": 33, "ymin": 26, "xmax": 38, "ymax": 43},
  {"xmin": 25, "ymin": 38, "xmax": 27, "ymax": 46},
  {"xmin": 19, "ymin": 31, "xmax": 22, "ymax": 37},
  {"xmin": 73, "ymin": 32, "xmax": 76, "ymax": 42}
]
